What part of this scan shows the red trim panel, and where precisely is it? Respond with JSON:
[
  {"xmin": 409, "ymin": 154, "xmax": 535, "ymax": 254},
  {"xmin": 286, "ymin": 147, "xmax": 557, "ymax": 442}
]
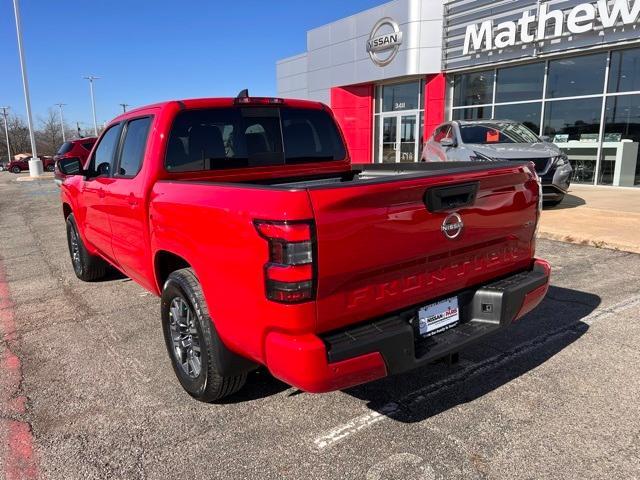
[
  {"xmin": 330, "ymin": 84, "xmax": 374, "ymax": 164},
  {"xmin": 424, "ymin": 73, "xmax": 446, "ymax": 140}
]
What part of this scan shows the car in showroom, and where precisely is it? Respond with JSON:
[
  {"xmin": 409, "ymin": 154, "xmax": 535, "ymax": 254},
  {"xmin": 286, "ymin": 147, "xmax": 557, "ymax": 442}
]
[
  {"xmin": 422, "ymin": 120, "xmax": 572, "ymax": 206},
  {"xmin": 54, "ymin": 137, "xmax": 97, "ymax": 183},
  {"xmin": 5, "ymin": 155, "xmax": 56, "ymax": 173}
]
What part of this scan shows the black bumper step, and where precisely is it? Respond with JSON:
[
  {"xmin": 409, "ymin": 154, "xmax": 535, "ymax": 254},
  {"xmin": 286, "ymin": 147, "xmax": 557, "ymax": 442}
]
[{"xmin": 321, "ymin": 262, "xmax": 549, "ymax": 375}]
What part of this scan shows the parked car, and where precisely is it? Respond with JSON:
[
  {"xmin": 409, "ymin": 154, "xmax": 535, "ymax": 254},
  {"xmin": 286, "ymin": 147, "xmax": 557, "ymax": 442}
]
[
  {"xmin": 59, "ymin": 94, "xmax": 550, "ymax": 402},
  {"xmin": 6, "ymin": 156, "xmax": 55, "ymax": 173},
  {"xmin": 422, "ymin": 120, "xmax": 572, "ymax": 206},
  {"xmin": 54, "ymin": 137, "xmax": 97, "ymax": 183}
]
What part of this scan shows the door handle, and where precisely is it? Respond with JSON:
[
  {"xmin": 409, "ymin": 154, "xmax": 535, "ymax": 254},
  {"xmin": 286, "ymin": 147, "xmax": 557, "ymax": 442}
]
[
  {"xmin": 98, "ymin": 188, "xmax": 105, "ymax": 199},
  {"xmin": 128, "ymin": 194, "xmax": 138, "ymax": 207}
]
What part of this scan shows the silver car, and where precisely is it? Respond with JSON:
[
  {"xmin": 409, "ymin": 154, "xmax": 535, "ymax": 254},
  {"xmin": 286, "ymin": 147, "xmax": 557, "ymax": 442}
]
[{"xmin": 422, "ymin": 120, "xmax": 572, "ymax": 205}]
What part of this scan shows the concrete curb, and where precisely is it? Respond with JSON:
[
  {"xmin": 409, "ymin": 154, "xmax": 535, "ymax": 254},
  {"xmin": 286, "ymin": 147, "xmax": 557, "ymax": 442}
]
[
  {"xmin": 15, "ymin": 174, "xmax": 54, "ymax": 182},
  {"xmin": 538, "ymin": 230, "xmax": 640, "ymax": 255}
]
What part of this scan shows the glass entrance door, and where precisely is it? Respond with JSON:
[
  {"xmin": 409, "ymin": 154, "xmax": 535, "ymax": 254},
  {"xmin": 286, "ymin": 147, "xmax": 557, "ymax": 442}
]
[
  {"xmin": 399, "ymin": 115, "xmax": 416, "ymax": 162},
  {"xmin": 378, "ymin": 113, "xmax": 419, "ymax": 163},
  {"xmin": 381, "ymin": 116, "xmax": 397, "ymax": 163}
]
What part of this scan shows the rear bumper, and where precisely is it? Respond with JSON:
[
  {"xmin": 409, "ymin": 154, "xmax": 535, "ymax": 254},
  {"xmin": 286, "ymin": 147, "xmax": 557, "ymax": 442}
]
[{"xmin": 265, "ymin": 259, "xmax": 551, "ymax": 393}]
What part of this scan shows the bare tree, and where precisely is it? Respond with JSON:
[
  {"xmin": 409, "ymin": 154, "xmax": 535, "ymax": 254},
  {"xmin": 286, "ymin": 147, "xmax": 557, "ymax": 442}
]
[
  {"xmin": 0, "ymin": 114, "xmax": 31, "ymax": 158},
  {"xmin": 36, "ymin": 108, "xmax": 73, "ymax": 156}
]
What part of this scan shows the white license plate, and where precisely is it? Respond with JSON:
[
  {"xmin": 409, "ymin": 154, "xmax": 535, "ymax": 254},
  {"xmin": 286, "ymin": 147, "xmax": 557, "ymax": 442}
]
[{"xmin": 418, "ymin": 296, "xmax": 460, "ymax": 337}]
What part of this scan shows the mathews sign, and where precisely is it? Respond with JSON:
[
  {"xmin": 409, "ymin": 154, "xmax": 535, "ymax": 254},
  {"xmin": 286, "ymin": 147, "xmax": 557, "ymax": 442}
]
[{"xmin": 463, "ymin": 0, "xmax": 640, "ymax": 54}]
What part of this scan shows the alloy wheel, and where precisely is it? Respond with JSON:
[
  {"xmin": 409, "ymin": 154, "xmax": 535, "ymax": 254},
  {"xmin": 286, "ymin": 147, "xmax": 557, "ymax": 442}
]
[
  {"xmin": 168, "ymin": 297, "xmax": 202, "ymax": 378},
  {"xmin": 69, "ymin": 227, "xmax": 82, "ymax": 275}
]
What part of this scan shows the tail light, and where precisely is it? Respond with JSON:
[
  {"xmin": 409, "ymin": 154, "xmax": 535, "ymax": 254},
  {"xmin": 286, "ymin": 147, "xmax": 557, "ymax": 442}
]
[{"xmin": 254, "ymin": 220, "xmax": 316, "ymax": 303}]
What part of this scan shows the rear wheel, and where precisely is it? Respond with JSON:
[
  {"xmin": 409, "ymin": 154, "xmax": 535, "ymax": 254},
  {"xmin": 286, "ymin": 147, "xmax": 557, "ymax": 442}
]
[
  {"xmin": 45, "ymin": 164, "xmax": 55, "ymax": 172},
  {"xmin": 161, "ymin": 268, "xmax": 247, "ymax": 402},
  {"xmin": 65, "ymin": 214, "xmax": 107, "ymax": 281},
  {"xmin": 11, "ymin": 166, "xmax": 21, "ymax": 174}
]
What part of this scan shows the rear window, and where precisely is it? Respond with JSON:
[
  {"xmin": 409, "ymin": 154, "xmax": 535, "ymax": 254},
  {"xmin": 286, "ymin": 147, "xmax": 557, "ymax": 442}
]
[
  {"xmin": 56, "ymin": 142, "xmax": 73, "ymax": 155},
  {"xmin": 459, "ymin": 122, "xmax": 540, "ymax": 145},
  {"xmin": 165, "ymin": 106, "xmax": 346, "ymax": 172}
]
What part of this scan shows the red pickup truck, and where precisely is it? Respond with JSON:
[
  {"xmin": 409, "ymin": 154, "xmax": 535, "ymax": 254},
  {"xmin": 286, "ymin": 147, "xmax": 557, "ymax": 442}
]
[{"xmin": 58, "ymin": 94, "xmax": 550, "ymax": 402}]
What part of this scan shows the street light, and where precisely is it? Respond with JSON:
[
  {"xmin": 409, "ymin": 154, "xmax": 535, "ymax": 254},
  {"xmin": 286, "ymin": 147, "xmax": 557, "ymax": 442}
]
[
  {"xmin": 83, "ymin": 75, "xmax": 100, "ymax": 136},
  {"xmin": 55, "ymin": 103, "xmax": 66, "ymax": 142},
  {"xmin": 119, "ymin": 103, "xmax": 130, "ymax": 113},
  {"xmin": 12, "ymin": 0, "xmax": 42, "ymax": 177},
  {"xmin": 0, "ymin": 107, "xmax": 11, "ymax": 164}
]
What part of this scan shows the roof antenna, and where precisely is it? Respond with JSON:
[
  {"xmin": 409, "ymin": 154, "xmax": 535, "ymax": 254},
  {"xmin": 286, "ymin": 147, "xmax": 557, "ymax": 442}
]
[{"xmin": 236, "ymin": 89, "xmax": 249, "ymax": 98}]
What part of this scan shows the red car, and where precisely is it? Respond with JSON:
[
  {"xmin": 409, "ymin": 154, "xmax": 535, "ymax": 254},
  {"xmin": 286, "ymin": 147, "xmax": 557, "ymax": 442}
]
[
  {"xmin": 6, "ymin": 156, "xmax": 55, "ymax": 173},
  {"xmin": 58, "ymin": 94, "xmax": 550, "ymax": 402},
  {"xmin": 54, "ymin": 137, "xmax": 97, "ymax": 182}
]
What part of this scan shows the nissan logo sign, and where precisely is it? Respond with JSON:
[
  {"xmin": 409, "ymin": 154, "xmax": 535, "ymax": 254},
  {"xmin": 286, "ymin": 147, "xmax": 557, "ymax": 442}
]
[
  {"xmin": 366, "ymin": 17, "xmax": 403, "ymax": 67},
  {"xmin": 441, "ymin": 213, "xmax": 464, "ymax": 239}
]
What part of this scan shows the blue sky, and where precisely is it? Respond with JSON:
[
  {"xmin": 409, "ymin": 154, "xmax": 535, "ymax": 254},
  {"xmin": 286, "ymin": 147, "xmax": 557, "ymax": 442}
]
[{"xmin": 0, "ymin": 0, "xmax": 382, "ymax": 131}]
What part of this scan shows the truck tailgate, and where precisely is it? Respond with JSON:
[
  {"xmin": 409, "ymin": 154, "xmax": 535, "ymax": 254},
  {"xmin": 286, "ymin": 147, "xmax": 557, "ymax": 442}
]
[{"xmin": 308, "ymin": 163, "xmax": 540, "ymax": 333}]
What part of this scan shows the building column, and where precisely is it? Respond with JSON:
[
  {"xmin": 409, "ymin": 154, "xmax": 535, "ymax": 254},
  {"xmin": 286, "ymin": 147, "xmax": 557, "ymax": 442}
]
[
  {"xmin": 330, "ymin": 84, "xmax": 374, "ymax": 164},
  {"xmin": 423, "ymin": 73, "xmax": 446, "ymax": 141}
]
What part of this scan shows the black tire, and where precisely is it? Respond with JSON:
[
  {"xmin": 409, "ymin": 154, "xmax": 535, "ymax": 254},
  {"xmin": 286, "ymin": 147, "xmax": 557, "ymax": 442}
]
[
  {"xmin": 11, "ymin": 166, "xmax": 21, "ymax": 174},
  {"xmin": 45, "ymin": 164, "xmax": 55, "ymax": 172},
  {"xmin": 65, "ymin": 214, "xmax": 107, "ymax": 281},
  {"xmin": 544, "ymin": 195, "xmax": 564, "ymax": 208},
  {"xmin": 161, "ymin": 268, "xmax": 247, "ymax": 402}
]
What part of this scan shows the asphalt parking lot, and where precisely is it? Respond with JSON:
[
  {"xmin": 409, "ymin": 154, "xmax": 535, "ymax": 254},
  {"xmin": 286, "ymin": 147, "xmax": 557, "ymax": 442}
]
[{"xmin": 1, "ymin": 173, "xmax": 639, "ymax": 480}]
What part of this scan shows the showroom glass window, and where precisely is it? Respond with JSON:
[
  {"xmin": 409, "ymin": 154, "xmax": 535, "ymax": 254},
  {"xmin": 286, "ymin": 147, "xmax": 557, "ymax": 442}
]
[
  {"xmin": 603, "ymin": 94, "xmax": 640, "ymax": 185},
  {"xmin": 449, "ymin": 46, "xmax": 640, "ymax": 186},
  {"xmin": 546, "ymin": 54, "xmax": 607, "ymax": 98},
  {"xmin": 452, "ymin": 70, "xmax": 494, "ymax": 107},
  {"xmin": 608, "ymin": 49, "xmax": 640, "ymax": 93},
  {"xmin": 493, "ymin": 103, "xmax": 542, "ymax": 134},
  {"xmin": 495, "ymin": 63, "xmax": 544, "ymax": 103}
]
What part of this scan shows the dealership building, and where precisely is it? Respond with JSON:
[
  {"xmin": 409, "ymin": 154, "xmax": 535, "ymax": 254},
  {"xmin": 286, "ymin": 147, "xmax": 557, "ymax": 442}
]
[{"xmin": 276, "ymin": 0, "xmax": 640, "ymax": 186}]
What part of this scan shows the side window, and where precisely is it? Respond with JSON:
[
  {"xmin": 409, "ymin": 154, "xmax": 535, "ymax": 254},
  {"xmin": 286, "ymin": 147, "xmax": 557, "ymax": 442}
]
[
  {"xmin": 433, "ymin": 125, "xmax": 449, "ymax": 142},
  {"xmin": 117, "ymin": 117, "xmax": 152, "ymax": 177},
  {"xmin": 89, "ymin": 124, "xmax": 121, "ymax": 176},
  {"xmin": 443, "ymin": 125, "xmax": 454, "ymax": 140},
  {"xmin": 82, "ymin": 142, "xmax": 95, "ymax": 152}
]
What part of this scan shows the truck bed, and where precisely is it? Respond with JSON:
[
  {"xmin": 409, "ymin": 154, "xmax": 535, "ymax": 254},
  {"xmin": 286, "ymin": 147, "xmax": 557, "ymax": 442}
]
[
  {"xmin": 239, "ymin": 161, "xmax": 528, "ymax": 189},
  {"xmin": 153, "ymin": 160, "xmax": 539, "ymax": 334}
]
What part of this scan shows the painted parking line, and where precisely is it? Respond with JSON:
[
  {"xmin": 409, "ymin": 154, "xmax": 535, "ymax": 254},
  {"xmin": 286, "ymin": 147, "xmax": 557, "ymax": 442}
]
[
  {"xmin": 0, "ymin": 260, "xmax": 39, "ymax": 480},
  {"xmin": 313, "ymin": 294, "xmax": 640, "ymax": 451}
]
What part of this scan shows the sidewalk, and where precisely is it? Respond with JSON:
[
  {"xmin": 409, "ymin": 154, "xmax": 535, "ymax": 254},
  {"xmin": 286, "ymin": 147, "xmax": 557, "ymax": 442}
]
[{"xmin": 539, "ymin": 184, "xmax": 640, "ymax": 254}]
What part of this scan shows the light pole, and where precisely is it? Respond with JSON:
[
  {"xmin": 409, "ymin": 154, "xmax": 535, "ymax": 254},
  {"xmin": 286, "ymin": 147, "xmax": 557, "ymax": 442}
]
[
  {"xmin": 12, "ymin": 0, "xmax": 42, "ymax": 177},
  {"xmin": 119, "ymin": 103, "xmax": 130, "ymax": 113},
  {"xmin": 1, "ymin": 107, "xmax": 11, "ymax": 164},
  {"xmin": 83, "ymin": 75, "xmax": 100, "ymax": 136},
  {"xmin": 55, "ymin": 103, "xmax": 66, "ymax": 142}
]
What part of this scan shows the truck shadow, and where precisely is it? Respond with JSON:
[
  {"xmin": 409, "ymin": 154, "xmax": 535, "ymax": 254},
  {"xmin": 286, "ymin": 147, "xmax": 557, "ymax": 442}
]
[
  {"xmin": 341, "ymin": 285, "xmax": 600, "ymax": 423},
  {"xmin": 544, "ymin": 192, "xmax": 586, "ymax": 210}
]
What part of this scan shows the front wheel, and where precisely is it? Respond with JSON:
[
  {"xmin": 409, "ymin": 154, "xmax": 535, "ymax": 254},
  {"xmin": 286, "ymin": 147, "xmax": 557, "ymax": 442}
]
[
  {"xmin": 65, "ymin": 214, "xmax": 107, "ymax": 281},
  {"xmin": 45, "ymin": 164, "xmax": 55, "ymax": 172},
  {"xmin": 161, "ymin": 268, "xmax": 247, "ymax": 402},
  {"xmin": 544, "ymin": 194, "xmax": 564, "ymax": 208},
  {"xmin": 11, "ymin": 166, "xmax": 21, "ymax": 174}
]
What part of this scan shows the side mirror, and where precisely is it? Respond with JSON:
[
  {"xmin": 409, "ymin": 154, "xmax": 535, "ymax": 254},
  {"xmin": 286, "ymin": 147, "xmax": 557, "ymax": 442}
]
[
  {"xmin": 540, "ymin": 135, "xmax": 551, "ymax": 142},
  {"xmin": 96, "ymin": 162, "xmax": 111, "ymax": 177},
  {"xmin": 440, "ymin": 137, "xmax": 456, "ymax": 148},
  {"xmin": 58, "ymin": 157, "xmax": 83, "ymax": 176}
]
